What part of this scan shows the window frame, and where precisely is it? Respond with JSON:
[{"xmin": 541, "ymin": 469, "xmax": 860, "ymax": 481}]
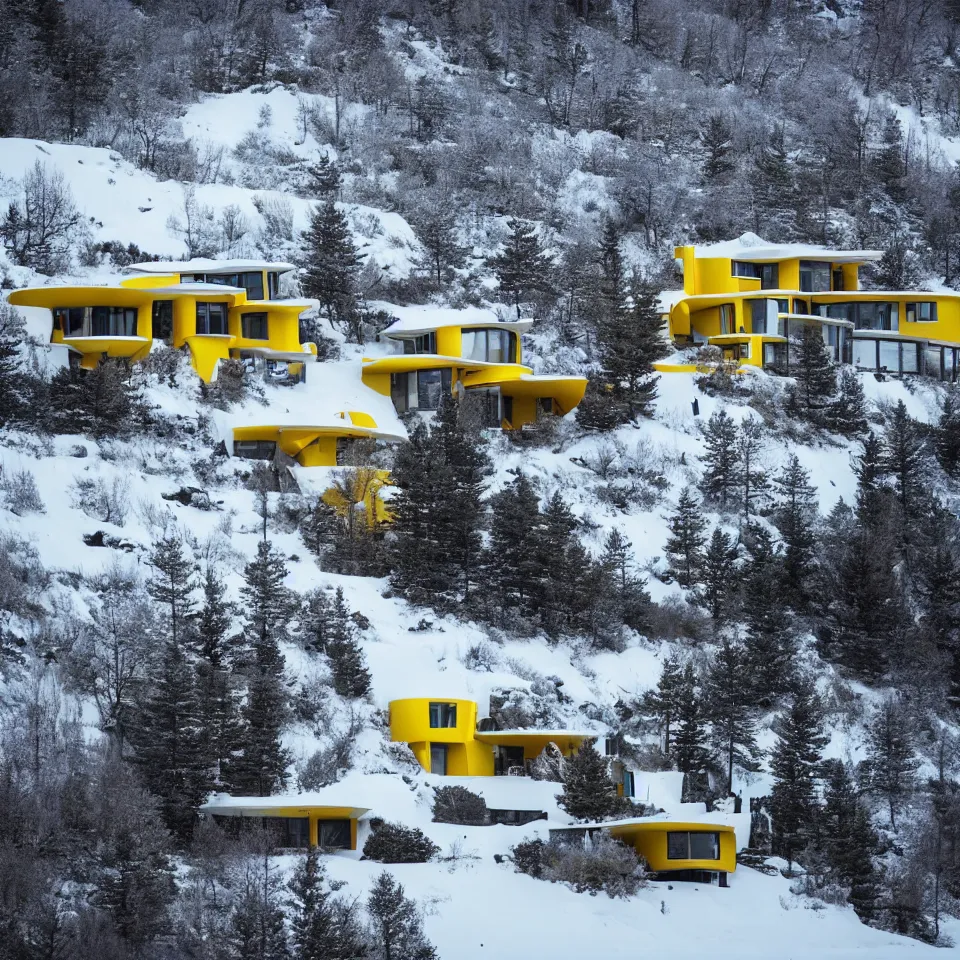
[
  {"xmin": 241, "ymin": 311, "xmax": 269, "ymax": 340},
  {"xmin": 317, "ymin": 818, "xmax": 351, "ymax": 849},
  {"xmin": 429, "ymin": 702, "xmax": 457, "ymax": 729},
  {"xmin": 196, "ymin": 301, "xmax": 229, "ymax": 336},
  {"xmin": 906, "ymin": 301, "xmax": 937, "ymax": 323},
  {"xmin": 731, "ymin": 260, "xmax": 762, "ymax": 279},
  {"xmin": 799, "ymin": 260, "xmax": 832, "ymax": 293},
  {"xmin": 240, "ymin": 271, "xmax": 265, "ymax": 301},
  {"xmin": 666, "ymin": 831, "xmax": 721, "ymax": 861},
  {"xmin": 233, "ymin": 439, "xmax": 276, "ymax": 460}
]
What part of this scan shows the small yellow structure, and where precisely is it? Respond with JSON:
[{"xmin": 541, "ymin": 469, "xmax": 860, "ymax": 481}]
[
  {"xmin": 231, "ymin": 411, "xmax": 403, "ymax": 527},
  {"xmin": 200, "ymin": 795, "xmax": 369, "ymax": 850},
  {"xmin": 551, "ymin": 818, "xmax": 737, "ymax": 884},
  {"xmin": 362, "ymin": 316, "xmax": 587, "ymax": 428},
  {"xmin": 8, "ymin": 259, "xmax": 317, "ymax": 383},
  {"xmin": 388, "ymin": 697, "xmax": 594, "ymax": 776},
  {"xmin": 665, "ymin": 238, "xmax": 960, "ymax": 381}
]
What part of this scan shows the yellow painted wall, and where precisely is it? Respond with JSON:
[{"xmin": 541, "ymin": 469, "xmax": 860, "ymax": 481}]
[
  {"xmin": 299, "ymin": 436, "xmax": 339, "ymax": 467},
  {"xmin": 120, "ymin": 273, "xmax": 181, "ymax": 289},
  {"xmin": 609, "ymin": 823, "xmax": 737, "ymax": 874},
  {"xmin": 388, "ymin": 698, "xmax": 495, "ymax": 775},
  {"xmin": 231, "ymin": 305, "xmax": 303, "ymax": 352}
]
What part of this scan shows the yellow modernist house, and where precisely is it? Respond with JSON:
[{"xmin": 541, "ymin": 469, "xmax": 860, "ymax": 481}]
[
  {"xmin": 389, "ymin": 697, "xmax": 594, "ymax": 776},
  {"xmin": 550, "ymin": 817, "xmax": 737, "ymax": 885},
  {"xmin": 362, "ymin": 316, "xmax": 587, "ymax": 428},
  {"xmin": 200, "ymin": 794, "xmax": 369, "ymax": 850},
  {"xmin": 666, "ymin": 238, "xmax": 960, "ymax": 381},
  {"xmin": 8, "ymin": 259, "xmax": 317, "ymax": 383},
  {"xmin": 232, "ymin": 410, "xmax": 403, "ymax": 525}
]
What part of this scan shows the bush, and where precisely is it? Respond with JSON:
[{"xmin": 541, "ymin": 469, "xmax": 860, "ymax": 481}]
[
  {"xmin": 70, "ymin": 475, "xmax": 130, "ymax": 526},
  {"xmin": 0, "ymin": 467, "xmax": 44, "ymax": 515},
  {"xmin": 512, "ymin": 836, "xmax": 646, "ymax": 898},
  {"xmin": 431, "ymin": 785, "xmax": 488, "ymax": 826},
  {"xmin": 362, "ymin": 820, "xmax": 439, "ymax": 863}
]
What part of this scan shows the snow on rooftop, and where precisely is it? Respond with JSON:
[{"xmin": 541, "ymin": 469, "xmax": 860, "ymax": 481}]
[
  {"xmin": 685, "ymin": 232, "xmax": 882, "ymax": 263},
  {"xmin": 377, "ymin": 303, "xmax": 532, "ymax": 338},
  {"xmin": 126, "ymin": 259, "xmax": 295, "ymax": 274}
]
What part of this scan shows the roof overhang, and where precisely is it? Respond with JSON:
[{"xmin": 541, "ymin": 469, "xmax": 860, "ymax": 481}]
[{"xmin": 201, "ymin": 801, "xmax": 370, "ymax": 819}]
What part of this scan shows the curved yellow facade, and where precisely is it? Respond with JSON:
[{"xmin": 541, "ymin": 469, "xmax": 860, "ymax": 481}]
[
  {"xmin": 201, "ymin": 801, "xmax": 368, "ymax": 849},
  {"xmin": 8, "ymin": 267, "xmax": 314, "ymax": 384},
  {"xmin": 388, "ymin": 698, "xmax": 592, "ymax": 777},
  {"xmin": 362, "ymin": 319, "xmax": 587, "ymax": 428},
  {"xmin": 606, "ymin": 820, "xmax": 737, "ymax": 875}
]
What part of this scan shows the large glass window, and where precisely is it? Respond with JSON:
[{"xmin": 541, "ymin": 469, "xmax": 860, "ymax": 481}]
[
  {"xmin": 667, "ymin": 831, "xmax": 721, "ymax": 860},
  {"xmin": 853, "ymin": 339, "xmax": 877, "ymax": 369},
  {"xmin": 856, "ymin": 302, "xmax": 898, "ymax": 331},
  {"xmin": 761, "ymin": 263, "xmax": 779, "ymax": 288},
  {"xmin": 268, "ymin": 271, "xmax": 280, "ymax": 300},
  {"xmin": 718, "ymin": 304, "xmax": 735, "ymax": 335},
  {"xmin": 241, "ymin": 312, "xmax": 268, "ymax": 340},
  {"xmin": 799, "ymin": 260, "xmax": 831, "ymax": 292},
  {"xmin": 901, "ymin": 342, "xmax": 919, "ymax": 373},
  {"xmin": 196, "ymin": 302, "xmax": 228, "ymax": 335},
  {"xmin": 461, "ymin": 328, "xmax": 517, "ymax": 363},
  {"xmin": 234, "ymin": 440, "xmax": 276, "ymax": 460},
  {"xmin": 429, "ymin": 702, "xmax": 457, "ymax": 728},
  {"xmin": 793, "ymin": 298, "xmax": 809, "ymax": 315},
  {"xmin": 878, "ymin": 340, "xmax": 900, "ymax": 372},
  {"xmin": 318, "ymin": 819, "xmax": 351, "ymax": 848},
  {"xmin": 55, "ymin": 306, "xmax": 137, "ymax": 337},
  {"xmin": 732, "ymin": 261, "xmax": 761, "ymax": 279},
  {"xmin": 822, "ymin": 302, "xmax": 854, "ymax": 323},
  {"xmin": 402, "ymin": 333, "xmax": 437, "ymax": 355},
  {"xmin": 906, "ymin": 302, "xmax": 937, "ymax": 323},
  {"xmin": 240, "ymin": 271, "xmax": 264, "ymax": 300},
  {"xmin": 390, "ymin": 369, "xmax": 452, "ymax": 412}
]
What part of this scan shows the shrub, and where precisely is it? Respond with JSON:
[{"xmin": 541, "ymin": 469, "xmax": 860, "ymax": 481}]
[
  {"xmin": 71, "ymin": 475, "xmax": 130, "ymax": 526},
  {"xmin": 512, "ymin": 836, "xmax": 646, "ymax": 898},
  {"xmin": 1, "ymin": 466, "xmax": 44, "ymax": 515},
  {"xmin": 431, "ymin": 785, "xmax": 488, "ymax": 826},
  {"xmin": 362, "ymin": 820, "xmax": 439, "ymax": 863}
]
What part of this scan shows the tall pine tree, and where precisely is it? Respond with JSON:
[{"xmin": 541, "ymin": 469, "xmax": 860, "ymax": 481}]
[
  {"xmin": 488, "ymin": 218, "xmax": 553, "ymax": 319},
  {"xmin": 664, "ymin": 487, "xmax": 707, "ymax": 588}
]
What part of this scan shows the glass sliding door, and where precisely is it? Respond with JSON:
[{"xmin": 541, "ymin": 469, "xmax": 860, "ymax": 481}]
[{"xmin": 430, "ymin": 743, "xmax": 448, "ymax": 775}]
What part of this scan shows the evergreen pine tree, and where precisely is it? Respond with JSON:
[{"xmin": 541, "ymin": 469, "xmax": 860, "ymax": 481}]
[
  {"xmin": 882, "ymin": 400, "xmax": 930, "ymax": 518},
  {"xmin": 599, "ymin": 529, "xmax": 650, "ymax": 633},
  {"xmin": 556, "ymin": 739, "xmax": 621, "ymax": 821},
  {"xmin": 673, "ymin": 663, "xmax": 712, "ymax": 801},
  {"xmin": 147, "ymin": 535, "xmax": 198, "ymax": 649},
  {"xmin": 706, "ymin": 638, "xmax": 762, "ymax": 793},
  {"xmin": 488, "ymin": 218, "xmax": 553, "ymax": 319},
  {"xmin": 854, "ymin": 432, "xmax": 888, "ymax": 528},
  {"xmin": 872, "ymin": 115, "xmax": 907, "ymax": 201},
  {"xmin": 641, "ymin": 654, "xmax": 685, "ymax": 757},
  {"xmin": 128, "ymin": 636, "xmax": 212, "ymax": 841},
  {"xmin": 229, "ymin": 852, "xmax": 291, "ymax": 960},
  {"xmin": 46, "ymin": 359, "xmax": 141, "ymax": 439},
  {"xmin": 917, "ymin": 539, "xmax": 960, "ymax": 707},
  {"xmin": 873, "ymin": 234, "xmax": 922, "ymax": 296},
  {"xmin": 736, "ymin": 419, "xmax": 769, "ymax": 519},
  {"xmin": 196, "ymin": 567, "xmax": 242, "ymax": 786},
  {"xmin": 307, "ymin": 153, "xmax": 342, "ymax": 197},
  {"xmin": 229, "ymin": 541, "xmax": 292, "ymax": 796},
  {"xmin": 750, "ymin": 126, "xmax": 797, "ymax": 237},
  {"xmin": 698, "ymin": 526, "xmax": 738, "ymax": 623},
  {"xmin": 864, "ymin": 696, "xmax": 919, "ymax": 830},
  {"xmin": 300, "ymin": 201, "xmax": 362, "ymax": 341},
  {"xmin": 700, "ymin": 409, "xmax": 741, "ymax": 510},
  {"xmin": 483, "ymin": 473, "xmax": 544, "ymax": 625},
  {"xmin": 327, "ymin": 588, "xmax": 371, "ymax": 699},
  {"xmin": 663, "ymin": 487, "xmax": 707, "ymax": 588},
  {"xmin": 700, "ymin": 114, "xmax": 735, "ymax": 182},
  {"xmin": 821, "ymin": 760, "xmax": 881, "ymax": 923},
  {"xmin": 773, "ymin": 455, "xmax": 818, "ymax": 606},
  {"xmin": 825, "ymin": 368, "xmax": 868, "ymax": 438},
  {"xmin": 430, "ymin": 395, "xmax": 490, "ymax": 603},
  {"xmin": 289, "ymin": 846, "xmax": 366, "ymax": 960},
  {"xmin": 787, "ymin": 325, "xmax": 836, "ymax": 423},
  {"xmin": 302, "ymin": 588, "xmax": 332, "ymax": 654},
  {"xmin": 0, "ymin": 302, "xmax": 24, "ymax": 427},
  {"xmin": 366, "ymin": 872, "xmax": 436, "ymax": 960},
  {"xmin": 935, "ymin": 388, "xmax": 960, "ymax": 477},
  {"xmin": 769, "ymin": 679, "xmax": 829, "ymax": 868},
  {"xmin": 300, "ymin": 497, "xmax": 339, "ymax": 563},
  {"xmin": 534, "ymin": 490, "xmax": 587, "ymax": 639},
  {"xmin": 414, "ymin": 201, "xmax": 465, "ymax": 290},
  {"xmin": 741, "ymin": 525, "xmax": 795, "ymax": 706}
]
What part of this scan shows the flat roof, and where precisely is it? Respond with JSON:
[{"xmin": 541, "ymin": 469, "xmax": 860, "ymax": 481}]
[
  {"xmin": 384, "ymin": 317, "xmax": 533, "ymax": 338},
  {"xmin": 126, "ymin": 259, "xmax": 296, "ymax": 274},
  {"xmin": 680, "ymin": 234, "xmax": 882, "ymax": 263},
  {"xmin": 550, "ymin": 816, "xmax": 737, "ymax": 833},
  {"xmin": 201, "ymin": 794, "xmax": 370, "ymax": 818}
]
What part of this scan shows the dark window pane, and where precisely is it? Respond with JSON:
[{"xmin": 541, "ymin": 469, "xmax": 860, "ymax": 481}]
[
  {"xmin": 391, "ymin": 372, "xmax": 408, "ymax": 413},
  {"xmin": 282, "ymin": 817, "xmax": 311, "ymax": 848},
  {"xmin": 418, "ymin": 369, "xmax": 445, "ymax": 409},
  {"xmin": 91, "ymin": 306, "xmax": 110, "ymax": 336},
  {"xmin": 667, "ymin": 832, "xmax": 689, "ymax": 859},
  {"xmin": 732, "ymin": 261, "xmax": 761, "ymax": 279},
  {"xmin": 429, "ymin": 702, "xmax": 457, "ymax": 728},
  {"xmin": 153, "ymin": 301, "xmax": 173, "ymax": 340},
  {"xmin": 268, "ymin": 272, "xmax": 280, "ymax": 300},
  {"xmin": 234, "ymin": 440, "xmax": 275, "ymax": 460},
  {"xmin": 689, "ymin": 832, "xmax": 720, "ymax": 860},
  {"xmin": 242, "ymin": 312, "xmax": 268, "ymax": 340},
  {"xmin": 318, "ymin": 819, "xmax": 351, "ymax": 849},
  {"xmin": 761, "ymin": 263, "xmax": 778, "ymax": 288},
  {"xmin": 242, "ymin": 272, "xmax": 265, "ymax": 300}
]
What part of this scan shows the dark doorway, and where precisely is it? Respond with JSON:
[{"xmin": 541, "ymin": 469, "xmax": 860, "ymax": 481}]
[
  {"xmin": 430, "ymin": 743, "xmax": 448, "ymax": 775},
  {"xmin": 152, "ymin": 300, "xmax": 173, "ymax": 342},
  {"xmin": 494, "ymin": 745, "xmax": 525, "ymax": 776}
]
